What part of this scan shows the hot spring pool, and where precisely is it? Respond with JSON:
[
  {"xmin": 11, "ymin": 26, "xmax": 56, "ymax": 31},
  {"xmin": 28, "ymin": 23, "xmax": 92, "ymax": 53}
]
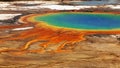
[
  {"xmin": 0, "ymin": 12, "xmax": 120, "ymax": 55},
  {"xmin": 34, "ymin": 13, "xmax": 120, "ymax": 30}
]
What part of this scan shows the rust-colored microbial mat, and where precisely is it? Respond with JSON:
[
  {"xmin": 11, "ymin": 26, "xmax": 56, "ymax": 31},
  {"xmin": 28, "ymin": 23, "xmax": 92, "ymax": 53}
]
[{"xmin": 0, "ymin": 12, "xmax": 120, "ymax": 55}]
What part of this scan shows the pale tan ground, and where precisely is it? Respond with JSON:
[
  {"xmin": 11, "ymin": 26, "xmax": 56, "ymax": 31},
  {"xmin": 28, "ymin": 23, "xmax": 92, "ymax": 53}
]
[{"xmin": 0, "ymin": 28, "xmax": 120, "ymax": 68}]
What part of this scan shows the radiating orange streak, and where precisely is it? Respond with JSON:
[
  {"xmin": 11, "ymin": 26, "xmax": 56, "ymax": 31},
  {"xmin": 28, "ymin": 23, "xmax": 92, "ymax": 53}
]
[{"xmin": 0, "ymin": 12, "xmax": 120, "ymax": 55}]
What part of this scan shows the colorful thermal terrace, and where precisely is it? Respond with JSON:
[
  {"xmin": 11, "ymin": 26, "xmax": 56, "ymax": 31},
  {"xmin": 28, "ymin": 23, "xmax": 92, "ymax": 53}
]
[{"xmin": 0, "ymin": 12, "xmax": 120, "ymax": 55}]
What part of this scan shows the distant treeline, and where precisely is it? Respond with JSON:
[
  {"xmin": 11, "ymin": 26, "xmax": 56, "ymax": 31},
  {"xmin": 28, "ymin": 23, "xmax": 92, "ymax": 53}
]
[
  {"xmin": 0, "ymin": 0, "xmax": 110, "ymax": 2},
  {"xmin": 0, "ymin": 0, "xmax": 55, "ymax": 1},
  {"xmin": 0, "ymin": 0, "xmax": 104, "ymax": 1}
]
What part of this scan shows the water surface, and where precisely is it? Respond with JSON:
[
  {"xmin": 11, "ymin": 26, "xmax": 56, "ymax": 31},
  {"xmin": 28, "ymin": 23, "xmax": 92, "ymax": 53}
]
[{"xmin": 35, "ymin": 13, "xmax": 120, "ymax": 30}]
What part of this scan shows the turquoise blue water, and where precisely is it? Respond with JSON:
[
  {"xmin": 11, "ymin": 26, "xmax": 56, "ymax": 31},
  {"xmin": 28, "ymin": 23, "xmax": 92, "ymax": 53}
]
[
  {"xmin": 35, "ymin": 13, "xmax": 120, "ymax": 30},
  {"xmin": 70, "ymin": 1, "xmax": 110, "ymax": 6}
]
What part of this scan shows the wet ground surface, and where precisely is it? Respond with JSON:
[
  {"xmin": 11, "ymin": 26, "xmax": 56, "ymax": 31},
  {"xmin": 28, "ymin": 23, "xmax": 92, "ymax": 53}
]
[
  {"xmin": 0, "ymin": 15, "xmax": 120, "ymax": 68},
  {"xmin": 0, "ymin": 31, "xmax": 120, "ymax": 68}
]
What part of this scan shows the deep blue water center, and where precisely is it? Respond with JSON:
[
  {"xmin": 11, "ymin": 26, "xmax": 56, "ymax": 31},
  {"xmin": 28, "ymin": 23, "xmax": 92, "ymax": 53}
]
[{"xmin": 35, "ymin": 13, "xmax": 120, "ymax": 30}]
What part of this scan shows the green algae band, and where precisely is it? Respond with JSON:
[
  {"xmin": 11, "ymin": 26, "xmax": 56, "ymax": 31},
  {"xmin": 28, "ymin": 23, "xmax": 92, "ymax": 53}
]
[{"xmin": 35, "ymin": 13, "xmax": 120, "ymax": 30}]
